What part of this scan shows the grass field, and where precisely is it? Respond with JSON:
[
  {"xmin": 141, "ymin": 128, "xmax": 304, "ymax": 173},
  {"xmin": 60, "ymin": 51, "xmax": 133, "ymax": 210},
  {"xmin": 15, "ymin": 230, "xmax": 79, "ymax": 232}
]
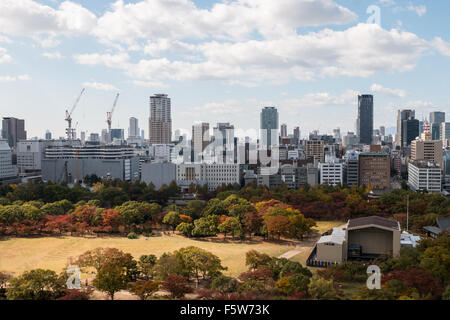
[{"xmin": 0, "ymin": 221, "xmax": 344, "ymax": 277}]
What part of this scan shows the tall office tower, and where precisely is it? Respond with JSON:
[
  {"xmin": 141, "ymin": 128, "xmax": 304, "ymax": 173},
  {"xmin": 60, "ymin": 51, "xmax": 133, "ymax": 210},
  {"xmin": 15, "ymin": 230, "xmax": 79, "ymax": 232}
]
[
  {"xmin": 174, "ymin": 129, "xmax": 181, "ymax": 141},
  {"xmin": 411, "ymin": 138, "xmax": 443, "ymax": 168},
  {"xmin": 80, "ymin": 131, "xmax": 86, "ymax": 144},
  {"xmin": 260, "ymin": 107, "xmax": 279, "ymax": 148},
  {"xmin": 101, "ymin": 129, "xmax": 108, "ymax": 143},
  {"xmin": 380, "ymin": 126, "xmax": 385, "ymax": 136},
  {"xmin": 1, "ymin": 117, "xmax": 27, "ymax": 148},
  {"xmin": 293, "ymin": 127, "xmax": 300, "ymax": 144},
  {"xmin": 441, "ymin": 123, "xmax": 450, "ymax": 143},
  {"xmin": 397, "ymin": 110, "xmax": 419, "ymax": 148},
  {"xmin": 333, "ymin": 128, "xmax": 341, "ymax": 141},
  {"xmin": 192, "ymin": 122, "xmax": 210, "ymax": 163},
  {"xmin": 429, "ymin": 111, "xmax": 446, "ymax": 140},
  {"xmin": 128, "ymin": 117, "xmax": 139, "ymax": 138},
  {"xmin": 356, "ymin": 95, "xmax": 373, "ymax": 145},
  {"xmin": 45, "ymin": 130, "xmax": 52, "ymax": 140},
  {"xmin": 280, "ymin": 124, "xmax": 287, "ymax": 138},
  {"xmin": 111, "ymin": 129, "xmax": 125, "ymax": 141},
  {"xmin": 90, "ymin": 133, "xmax": 100, "ymax": 142},
  {"xmin": 213, "ymin": 123, "xmax": 234, "ymax": 164},
  {"xmin": 358, "ymin": 153, "xmax": 391, "ymax": 190},
  {"xmin": 149, "ymin": 94, "xmax": 172, "ymax": 144},
  {"xmin": 141, "ymin": 130, "xmax": 145, "ymax": 140}
]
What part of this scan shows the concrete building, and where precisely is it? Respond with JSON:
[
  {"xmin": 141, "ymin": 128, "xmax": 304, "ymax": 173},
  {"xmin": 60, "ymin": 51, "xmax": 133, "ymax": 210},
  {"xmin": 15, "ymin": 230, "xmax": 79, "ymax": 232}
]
[
  {"xmin": 213, "ymin": 122, "xmax": 235, "ymax": 164},
  {"xmin": 192, "ymin": 122, "xmax": 210, "ymax": 163},
  {"xmin": 344, "ymin": 151, "xmax": 359, "ymax": 187},
  {"xmin": 141, "ymin": 162, "xmax": 176, "ymax": 189},
  {"xmin": 356, "ymin": 95, "xmax": 374, "ymax": 145},
  {"xmin": 319, "ymin": 158, "xmax": 343, "ymax": 186},
  {"xmin": 1, "ymin": 117, "xmax": 26, "ymax": 148},
  {"xmin": 149, "ymin": 94, "xmax": 172, "ymax": 144},
  {"xmin": 342, "ymin": 132, "xmax": 359, "ymax": 148},
  {"xmin": 280, "ymin": 124, "xmax": 287, "ymax": 138},
  {"xmin": 0, "ymin": 140, "xmax": 17, "ymax": 183},
  {"xmin": 293, "ymin": 127, "xmax": 300, "ymax": 145},
  {"xmin": 358, "ymin": 153, "xmax": 391, "ymax": 190},
  {"xmin": 306, "ymin": 139, "xmax": 324, "ymax": 163},
  {"xmin": 408, "ymin": 160, "xmax": 442, "ymax": 193},
  {"xmin": 260, "ymin": 107, "xmax": 279, "ymax": 148},
  {"xmin": 441, "ymin": 122, "xmax": 450, "ymax": 143},
  {"xmin": 16, "ymin": 140, "xmax": 46, "ymax": 173},
  {"xmin": 176, "ymin": 163, "xmax": 242, "ymax": 191},
  {"xmin": 42, "ymin": 145, "xmax": 140, "ymax": 183},
  {"xmin": 110, "ymin": 128, "xmax": 125, "ymax": 141},
  {"xmin": 128, "ymin": 117, "xmax": 140, "ymax": 138},
  {"xmin": 312, "ymin": 216, "xmax": 401, "ymax": 266},
  {"xmin": 45, "ymin": 130, "xmax": 52, "ymax": 140},
  {"xmin": 411, "ymin": 138, "xmax": 443, "ymax": 168}
]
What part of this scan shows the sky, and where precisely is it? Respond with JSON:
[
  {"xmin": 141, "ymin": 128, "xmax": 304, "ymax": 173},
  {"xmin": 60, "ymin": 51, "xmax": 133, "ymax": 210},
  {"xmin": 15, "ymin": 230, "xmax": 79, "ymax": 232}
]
[{"xmin": 0, "ymin": 0, "xmax": 450, "ymax": 140}]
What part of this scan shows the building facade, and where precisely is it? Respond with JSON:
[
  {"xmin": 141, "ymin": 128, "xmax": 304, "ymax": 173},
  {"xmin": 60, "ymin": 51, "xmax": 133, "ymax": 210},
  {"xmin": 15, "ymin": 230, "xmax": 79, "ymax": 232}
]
[
  {"xmin": 408, "ymin": 160, "xmax": 442, "ymax": 193},
  {"xmin": 358, "ymin": 153, "xmax": 391, "ymax": 190},
  {"xmin": 176, "ymin": 163, "xmax": 242, "ymax": 191},
  {"xmin": 149, "ymin": 94, "xmax": 172, "ymax": 144},
  {"xmin": 357, "ymin": 95, "xmax": 374, "ymax": 145},
  {"xmin": 260, "ymin": 107, "xmax": 279, "ymax": 148},
  {"xmin": 1, "ymin": 117, "xmax": 26, "ymax": 148},
  {"xmin": 0, "ymin": 140, "xmax": 17, "ymax": 181}
]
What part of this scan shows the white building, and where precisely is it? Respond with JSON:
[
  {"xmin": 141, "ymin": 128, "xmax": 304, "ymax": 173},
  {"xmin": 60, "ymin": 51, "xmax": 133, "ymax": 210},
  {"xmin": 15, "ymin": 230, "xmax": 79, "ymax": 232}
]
[
  {"xmin": 0, "ymin": 140, "xmax": 17, "ymax": 180},
  {"xmin": 128, "ymin": 117, "xmax": 140, "ymax": 138},
  {"xmin": 319, "ymin": 157, "xmax": 343, "ymax": 186},
  {"xmin": 408, "ymin": 160, "xmax": 442, "ymax": 193},
  {"xmin": 16, "ymin": 140, "xmax": 46, "ymax": 173},
  {"xmin": 176, "ymin": 163, "xmax": 241, "ymax": 191}
]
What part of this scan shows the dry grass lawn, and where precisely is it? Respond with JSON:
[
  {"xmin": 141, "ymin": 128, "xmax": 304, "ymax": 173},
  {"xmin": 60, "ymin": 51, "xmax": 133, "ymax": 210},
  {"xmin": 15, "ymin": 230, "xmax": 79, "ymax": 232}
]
[{"xmin": 0, "ymin": 221, "xmax": 344, "ymax": 278}]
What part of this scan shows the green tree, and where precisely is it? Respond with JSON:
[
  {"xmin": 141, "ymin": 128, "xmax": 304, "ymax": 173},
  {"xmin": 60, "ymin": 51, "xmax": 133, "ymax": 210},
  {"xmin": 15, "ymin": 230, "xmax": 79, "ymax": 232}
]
[
  {"xmin": 6, "ymin": 269, "xmax": 65, "ymax": 300},
  {"xmin": 162, "ymin": 211, "xmax": 180, "ymax": 232},
  {"xmin": 308, "ymin": 276, "xmax": 338, "ymax": 300},
  {"xmin": 93, "ymin": 265, "xmax": 127, "ymax": 300},
  {"xmin": 176, "ymin": 222, "xmax": 194, "ymax": 237},
  {"xmin": 218, "ymin": 216, "xmax": 243, "ymax": 239}
]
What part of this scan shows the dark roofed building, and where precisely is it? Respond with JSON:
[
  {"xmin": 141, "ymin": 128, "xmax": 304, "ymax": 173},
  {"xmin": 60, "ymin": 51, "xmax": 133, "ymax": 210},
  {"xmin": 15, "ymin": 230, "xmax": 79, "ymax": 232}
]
[
  {"xmin": 424, "ymin": 217, "xmax": 450, "ymax": 238},
  {"xmin": 347, "ymin": 216, "xmax": 400, "ymax": 231}
]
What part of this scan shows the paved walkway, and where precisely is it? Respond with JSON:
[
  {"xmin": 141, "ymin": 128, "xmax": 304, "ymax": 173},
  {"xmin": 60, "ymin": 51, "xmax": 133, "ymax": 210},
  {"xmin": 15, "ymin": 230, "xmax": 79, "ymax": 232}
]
[{"xmin": 278, "ymin": 249, "xmax": 303, "ymax": 259}]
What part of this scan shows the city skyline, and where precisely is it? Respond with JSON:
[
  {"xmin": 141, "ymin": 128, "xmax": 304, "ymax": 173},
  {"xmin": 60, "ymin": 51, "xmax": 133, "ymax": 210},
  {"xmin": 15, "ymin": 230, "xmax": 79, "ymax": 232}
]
[{"xmin": 1, "ymin": 0, "xmax": 450, "ymax": 138}]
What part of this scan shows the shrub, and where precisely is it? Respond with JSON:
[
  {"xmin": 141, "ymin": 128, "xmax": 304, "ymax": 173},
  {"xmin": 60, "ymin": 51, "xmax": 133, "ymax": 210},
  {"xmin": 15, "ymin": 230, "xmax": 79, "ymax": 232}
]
[{"xmin": 127, "ymin": 232, "xmax": 138, "ymax": 239}]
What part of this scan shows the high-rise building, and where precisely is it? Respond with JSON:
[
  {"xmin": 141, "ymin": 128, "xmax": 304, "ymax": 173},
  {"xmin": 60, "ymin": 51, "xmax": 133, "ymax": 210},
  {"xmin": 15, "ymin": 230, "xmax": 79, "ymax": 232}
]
[
  {"xmin": 45, "ymin": 130, "xmax": 52, "ymax": 140},
  {"xmin": 280, "ymin": 124, "xmax": 287, "ymax": 138},
  {"xmin": 110, "ymin": 129, "xmax": 124, "ymax": 141},
  {"xmin": 149, "ymin": 94, "xmax": 172, "ymax": 144},
  {"xmin": 344, "ymin": 151, "xmax": 359, "ymax": 187},
  {"xmin": 411, "ymin": 138, "xmax": 443, "ymax": 168},
  {"xmin": 293, "ymin": 127, "xmax": 300, "ymax": 145},
  {"xmin": 1, "ymin": 117, "xmax": 27, "ymax": 148},
  {"xmin": 260, "ymin": 107, "xmax": 279, "ymax": 148},
  {"xmin": 440, "ymin": 122, "xmax": 450, "ymax": 143},
  {"xmin": 319, "ymin": 158, "xmax": 343, "ymax": 186},
  {"xmin": 192, "ymin": 122, "xmax": 210, "ymax": 163},
  {"xmin": 430, "ymin": 112, "xmax": 445, "ymax": 141},
  {"xmin": 380, "ymin": 126, "xmax": 385, "ymax": 136},
  {"xmin": 356, "ymin": 95, "xmax": 373, "ymax": 145},
  {"xmin": 128, "ymin": 117, "xmax": 140, "ymax": 138},
  {"xmin": 358, "ymin": 153, "xmax": 390, "ymax": 190},
  {"xmin": 213, "ymin": 123, "xmax": 234, "ymax": 164},
  {"xmin": 397, "ymin": 110, "xmax": 419, "ymax": 147}
]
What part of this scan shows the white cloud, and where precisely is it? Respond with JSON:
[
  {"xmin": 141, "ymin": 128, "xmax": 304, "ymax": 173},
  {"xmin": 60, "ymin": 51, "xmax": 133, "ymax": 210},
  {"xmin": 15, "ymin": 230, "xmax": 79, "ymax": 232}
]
[
  {"xmin": 94, "ymin": 0, "xmax": 357, "ymax": 43},
  {"xmin": 0, "ymin": 74, "xmax": 31, "ymax": 82},
  {"xmin": 42, "ymin": 51, "xmax": 64, "ymax": 59},
  {"xmin": 407, "ymin": 5, "xmax": 426, "ymax": 17},
  {"xmin": 0, "ymin": 47, "xmax": 12, "ymax": 63},
  {"xmin": 370, "ymin": 83, "xmax": 406, "ymax": 98},
  {"xmin": 83, "ymin": 81, "xmax": 119, "ymax": 91},
  {"xmin": 0, "ymin": 34, "xmax": 12, "ymax": 43},
  {"xmin": 0, "ymin": 0, "xmax": 97, "ymax": 45},
  {"xmin": 74, "ymin": 52, "xmax": 130, "ymax": 68},
  {"xmin": 132, "ymin": 80, "xmax": 170, "ymax": 89},
  {"xmin": 115, "ymin": 24, "xmax": 429, "ymax": 85},
  {"xmin": 432, "ymin": 37, "xmax": 450, "ymax": 57}
]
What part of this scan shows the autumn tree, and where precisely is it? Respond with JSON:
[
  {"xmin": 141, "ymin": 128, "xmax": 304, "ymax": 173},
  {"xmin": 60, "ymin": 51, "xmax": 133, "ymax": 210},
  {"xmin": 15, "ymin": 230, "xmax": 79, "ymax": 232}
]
[
  {"xmin": 129, "ymin": 280, "xmax": 160, "ymax": 300},
  {"xmin": 93, "ymin": 265, "xmax": 127, "ymax": 300},
  {"xmin": 162, "ymin": 275, "xmax": 192, "ymax": 299},
  {"xmin": 6, "ymin": 269, "xmax": 65, "ymax": 300}
]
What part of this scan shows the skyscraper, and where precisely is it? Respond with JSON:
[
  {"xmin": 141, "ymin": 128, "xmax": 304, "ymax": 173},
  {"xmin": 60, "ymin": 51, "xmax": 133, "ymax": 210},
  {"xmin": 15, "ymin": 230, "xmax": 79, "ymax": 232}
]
[
  {"xmin": 192, "ymin": 122, "xmax": 210, "ymax": 163},
  {"xmin": 293, "ymin": 127, "xmax": 300, "ymax": 144},
  {"xmin": 280, "ymin": 124, "xmax": 287, "ymax": 138},
  {"xmin": 356, "ymin": 95, "xmax": 373, "ymax": 145},
  {"xmin": 45, "ymin": 130, "xmax": 52, "ymax": 140},
  {"xmin": 128, "ymin": 117, "xmax": 140, "ymax": 138},
  {"xmin": 430, "ymin": 111, "xmax": 446, "ymax": 140},
  {"xmin": 149, "ymin": 94, "xmax": 172, "ymax": 144},
  {"xmin": 1, "ymin": 117, "xmax": 27, "ymax": 148},
  {"xmin": 213, "ymin": 123, "xmax": 234, "ymax": 164},
  {"xmin": 260, "ymin": 107, "xmax": 279, "ymax": 148},
  {"xmin": 396, "ymin": 110, "xmax": 417, "ymax": 148}
]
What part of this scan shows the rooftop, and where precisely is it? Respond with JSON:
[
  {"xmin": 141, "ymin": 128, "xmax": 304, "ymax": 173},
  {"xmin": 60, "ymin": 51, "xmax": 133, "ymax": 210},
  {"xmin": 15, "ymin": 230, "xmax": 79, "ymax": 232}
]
[{"xmin": 347, "ymin": 216, "xmax": 400, "ymax": 231}]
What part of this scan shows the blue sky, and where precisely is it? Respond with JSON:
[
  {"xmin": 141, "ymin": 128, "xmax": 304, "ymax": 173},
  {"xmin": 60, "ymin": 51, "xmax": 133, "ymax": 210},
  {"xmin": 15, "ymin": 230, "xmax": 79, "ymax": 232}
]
[{"xmin": 0, "ymin": 0, "xmax": 449, "ymax": 140}]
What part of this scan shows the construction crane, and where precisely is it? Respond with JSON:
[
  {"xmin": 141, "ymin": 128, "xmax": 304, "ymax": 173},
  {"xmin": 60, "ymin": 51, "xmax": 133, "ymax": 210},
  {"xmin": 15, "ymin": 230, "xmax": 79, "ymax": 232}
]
[
  {"xmin": 107, "ymin": 93, "xmax": 120, "ymax": 135},
  {"xmin": 65, "ymin": 88, "xmax": 85, "ymax": 142}
]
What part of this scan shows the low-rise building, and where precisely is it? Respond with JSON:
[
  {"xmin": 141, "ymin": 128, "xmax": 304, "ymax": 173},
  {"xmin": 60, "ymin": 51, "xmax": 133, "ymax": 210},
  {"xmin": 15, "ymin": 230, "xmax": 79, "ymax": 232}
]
[
  {"xmin": 0, "ymin": 140, "xmax": 18, "ymax": 184},
  {"xmin": 319, "ymin": 158, "xmax": 343, "ymax": 186},
  {"xmin": 176, "ymin": 163, "xmax": 242, "ymax": 191},
  {"xmin": 141, "ymin": 162, "xmax": 176, "ymax": 189}
]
